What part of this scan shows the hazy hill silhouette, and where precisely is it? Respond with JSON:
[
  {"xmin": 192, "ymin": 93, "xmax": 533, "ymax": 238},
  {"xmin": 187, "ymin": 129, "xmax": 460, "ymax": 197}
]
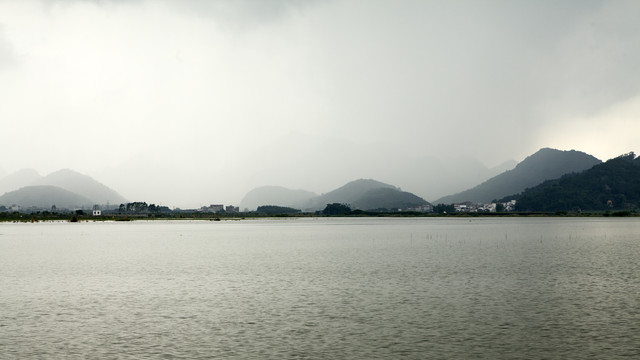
[
  {"xmin": 435, "ymin": 148, "xmax": 601, "ymax": 204},
  {"xmin": 297, "ymin": 179, "xmax": 397, "ymax": 210},
  {"xmin": 240, "ymin": 133, "xmax": 516, "ymax": 204},
  {"xmin": 0, "ymin": 169, "xmax": 42, "ymax": 194},
  {"xmin": 0, "ymin": 168, "xmax": 127, "ymax": 207},
  {"xmin": 0, "ymin": 185, "xmax": 94, "ymax": 209},
  {"xmin": 241, "ymin": 179, "xmax": 429, "ymax": 212},
  {"xmin": 239, "ymin": 186, "xmax": 317, "ymax": 211},
  {"xmin": 36, "ymin": 169, "xmax": 127, "ymax": 205}
]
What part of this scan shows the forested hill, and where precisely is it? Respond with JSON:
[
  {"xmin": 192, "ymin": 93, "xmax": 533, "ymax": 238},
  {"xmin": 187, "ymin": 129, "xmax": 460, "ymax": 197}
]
[
  {"xmin": 241, "ymin": 179, "xmax": 430, "ymax": 212},
  {"xmin": 435, "ymin": 148, "xmax": 601, "ymax": 204},
  {"xmin": 296, "ymin": 179, "xmax": 397, "ymax": 210},
  {"xmin": 508, "ymin": 153, "xmax": 640, "ymax": 212},
  {"xmin": 351, "ymin": 187, "xmax": 428, "ymax": 211}
]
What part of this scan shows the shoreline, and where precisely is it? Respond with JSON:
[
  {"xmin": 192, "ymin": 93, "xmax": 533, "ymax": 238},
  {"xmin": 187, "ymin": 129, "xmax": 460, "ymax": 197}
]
[{"xmin": 1, "ymin": 210, "xmax": 637, "ymax": 223}]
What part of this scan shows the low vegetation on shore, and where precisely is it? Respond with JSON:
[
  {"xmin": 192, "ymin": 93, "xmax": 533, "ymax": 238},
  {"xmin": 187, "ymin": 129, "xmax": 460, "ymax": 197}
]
[{"xmin": 0, "ymin": 208, "xmax": 636, "ymax": 223}]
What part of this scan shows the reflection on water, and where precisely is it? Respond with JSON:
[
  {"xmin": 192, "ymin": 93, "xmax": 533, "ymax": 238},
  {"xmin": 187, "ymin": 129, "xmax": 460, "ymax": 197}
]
[{"xmin": 1, "ymin": 218, "xmax": 639, "ymax": 359}]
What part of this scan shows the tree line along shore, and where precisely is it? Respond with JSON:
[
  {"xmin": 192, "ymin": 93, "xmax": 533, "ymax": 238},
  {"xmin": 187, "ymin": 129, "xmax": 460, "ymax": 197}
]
[{"xmin": 1, "ymin": 207, "xmax": 636, "ymax": 223}]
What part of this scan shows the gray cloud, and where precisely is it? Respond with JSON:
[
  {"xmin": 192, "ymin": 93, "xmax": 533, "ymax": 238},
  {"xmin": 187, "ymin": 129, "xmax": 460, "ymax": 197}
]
[
  {"xmin": 292, "ymin": 0, "xmax": 640, "ymax": 162},
  {"xmin": 0, "ymin": 25, "xmax": 16, "ymax": 69},
  {"xmin": 160, "ymin": 0, "xmax": 323, "ymax": 29}
]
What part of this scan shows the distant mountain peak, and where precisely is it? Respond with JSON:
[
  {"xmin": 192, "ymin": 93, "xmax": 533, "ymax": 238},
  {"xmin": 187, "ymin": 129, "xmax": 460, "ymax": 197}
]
[
  {"xmin": 512, "ymin": 151, "xmax": 640, "ymax": 211},
  {"xmin": 240, "ymin": 178, "xmax": 427, "ymax": 212},
  {"xmin": 47, "ymin": 168, "xmax": 82, "ymax": 176},
  {"xmin": 340, "ymin": 178, "xmax": 398, "ymax": 190},
  {"xmin": 0, "ymin": 168, "xmax": 126, "ymax": 206},
  {"xmin": 0, "ymin": 168, "xmax": 42, "ymax": 194},
  {"xmin": 435, "ymin": 148, "xmax": 601, "ymax": 204},
  {"xmin": 517, "ymin": 148, "xmax": 594, "ymax": 164},
  {"xmin": 38, "ymin": 169, "xmax": 127, "ymax": 205}
]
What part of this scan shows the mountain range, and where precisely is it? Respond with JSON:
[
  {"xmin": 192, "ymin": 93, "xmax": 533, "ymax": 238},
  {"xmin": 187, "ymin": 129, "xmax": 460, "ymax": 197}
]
[
  {"xmin": 241, "ymin": 148, "xmax": 604, "ymax": 211},
  {"xmin": 3, "ymin": 147, "xmax": 637, "ymax": 213},
  {"xmin": 508, "ymin": 152, "xmax": 640, "ymax": 212},
  {"xmin": 240, "ymin": 147, "xmax": 636, "ymax": 213},
  {"xmin": 0, "ymin": 186, "xmax": 95, "ymax": 209},
  {"xmin": 238, "ymin": 133, "xmax": 516, "ymax": 204},
  {"xmin": 241, "ymin": 179, "xmax": 429, "ymax": 212},
  {"xmin": 0, "ymin": 169, "xmax": 127, "ymax": 209},
  {"xmin": 435, "ymin": 148, "xmax": 602, "ymax": 204}
]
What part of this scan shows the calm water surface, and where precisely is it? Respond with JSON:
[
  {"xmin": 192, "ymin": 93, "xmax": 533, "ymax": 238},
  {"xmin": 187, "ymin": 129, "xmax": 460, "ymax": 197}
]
[{"xmin": 1, "ymin": 217, "xmax": 639, "ymax": 359}]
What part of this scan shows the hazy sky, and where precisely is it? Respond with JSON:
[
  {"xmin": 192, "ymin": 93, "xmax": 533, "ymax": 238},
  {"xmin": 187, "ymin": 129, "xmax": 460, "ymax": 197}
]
[{"xmin": 1, "ymin": 0, "xmax": 639, "ymax": 207}]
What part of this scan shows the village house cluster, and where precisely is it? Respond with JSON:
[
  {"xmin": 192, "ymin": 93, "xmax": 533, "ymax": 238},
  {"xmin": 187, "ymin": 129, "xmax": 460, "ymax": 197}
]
[
  {"xmin": 2, "ymin": 200, "xmax": 517, "ymax": 216},
  {"xmin": 0, "ymin": 203, "xmax": 118, "ymax": 215},
  {"xmin": 453, "ymin": 200, "xmax": 517, "ymax": 213},
  {"xmin": 405, "ymin": 204, "xmax": 434, "ymax": 212},
  {"xmin": 200, "ymin": 204, "xmax": 239, "ymax": 213}
]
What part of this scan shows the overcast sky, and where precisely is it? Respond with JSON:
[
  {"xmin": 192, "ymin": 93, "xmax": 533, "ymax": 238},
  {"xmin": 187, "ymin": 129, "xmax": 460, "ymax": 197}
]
[{"xmin": 1, "ymin": 0, "xmax": 639, "ymax": 207}]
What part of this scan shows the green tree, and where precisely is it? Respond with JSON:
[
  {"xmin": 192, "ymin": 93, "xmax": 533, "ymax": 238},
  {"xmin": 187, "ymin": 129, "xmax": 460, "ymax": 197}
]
[
  {"xmin": 126, "ymin": 202, "xmax": 148, "ymax": 213},
  {"xmin": 433, "ymin": 203, "xmax": 455, "ymax": 214},
  {"xmin": 322, "ymin": 203, "xmax": 351, "ymax": 215},
  {"xmin": 256, "ymin": 205, "xmax": 301, "ymax": 215}
]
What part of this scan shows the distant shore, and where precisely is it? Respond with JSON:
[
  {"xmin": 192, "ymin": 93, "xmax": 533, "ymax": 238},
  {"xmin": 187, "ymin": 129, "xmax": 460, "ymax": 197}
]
[{"xmin": 1, "ymin": 210, "xmax": 637, "ymax": 223}]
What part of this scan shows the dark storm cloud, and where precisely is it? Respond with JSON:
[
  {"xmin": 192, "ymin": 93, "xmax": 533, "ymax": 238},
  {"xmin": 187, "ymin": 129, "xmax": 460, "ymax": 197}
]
[
  {"xmin": 300, "ymin": 0, "xmax": 640, "ymax": 162},
  {"xmin": 1, "ymin": 0, "xmax": 639, "ymax": 207}
]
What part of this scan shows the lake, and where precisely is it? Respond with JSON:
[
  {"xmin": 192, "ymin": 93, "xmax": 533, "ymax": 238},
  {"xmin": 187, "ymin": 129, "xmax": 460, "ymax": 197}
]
[{"xmin": 1, "ymin": 217, "xmax": 639, "ymax": 359}]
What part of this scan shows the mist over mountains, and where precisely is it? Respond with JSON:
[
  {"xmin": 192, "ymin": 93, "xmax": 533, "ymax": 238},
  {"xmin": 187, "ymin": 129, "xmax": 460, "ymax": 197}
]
[
  {"xmin": 241, "ymin": 179, "xmax": 430, "ymax": 212},
  {"xmin": 2, "ymin": 147, "xmax": 637, "ymax": 213},
  {"xmin": 3, "ymin": 0, "xmax": 640, "ymax": 214},
  {"xmin": 239, "ymin": 147, "xmax": 625, "ymax": 213},
  {"xmin": 435, "ymin": 148, "xmax": 602, "ymax": 204},
  {"xmin": 0, "ymin": 186, "xmax": 94, "ymax": 209},
  {"xmin": 0, "ymin": 169, "xmax": 127, "ymax": 209},
  {"xmin": 0, "ymin": 169, "xmax": 42, "ymax": 194},
  {"xmin": 299, "ymin": 179, "xmax": 399, "ymax": 211},
  {"xmin": 237, "ymin": 133, "xmax": 516, "ymax": 205},
  {"xmin": 36, "ymin": 169, "xmax": 127, "ymax": 205},
  {"xmin": 239, "ymin": 186, "xmax": 317, "ymax": 211},
  {"xmin": 0, "ymin": 167, "xmax": 7, "ymax": 179}
]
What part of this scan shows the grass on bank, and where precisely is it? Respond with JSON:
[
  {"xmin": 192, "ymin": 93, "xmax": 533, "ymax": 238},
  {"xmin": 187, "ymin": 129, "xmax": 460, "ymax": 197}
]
[{"xmin": 0, "ymin": 209, "xmax": 637, "ymax": 223}]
